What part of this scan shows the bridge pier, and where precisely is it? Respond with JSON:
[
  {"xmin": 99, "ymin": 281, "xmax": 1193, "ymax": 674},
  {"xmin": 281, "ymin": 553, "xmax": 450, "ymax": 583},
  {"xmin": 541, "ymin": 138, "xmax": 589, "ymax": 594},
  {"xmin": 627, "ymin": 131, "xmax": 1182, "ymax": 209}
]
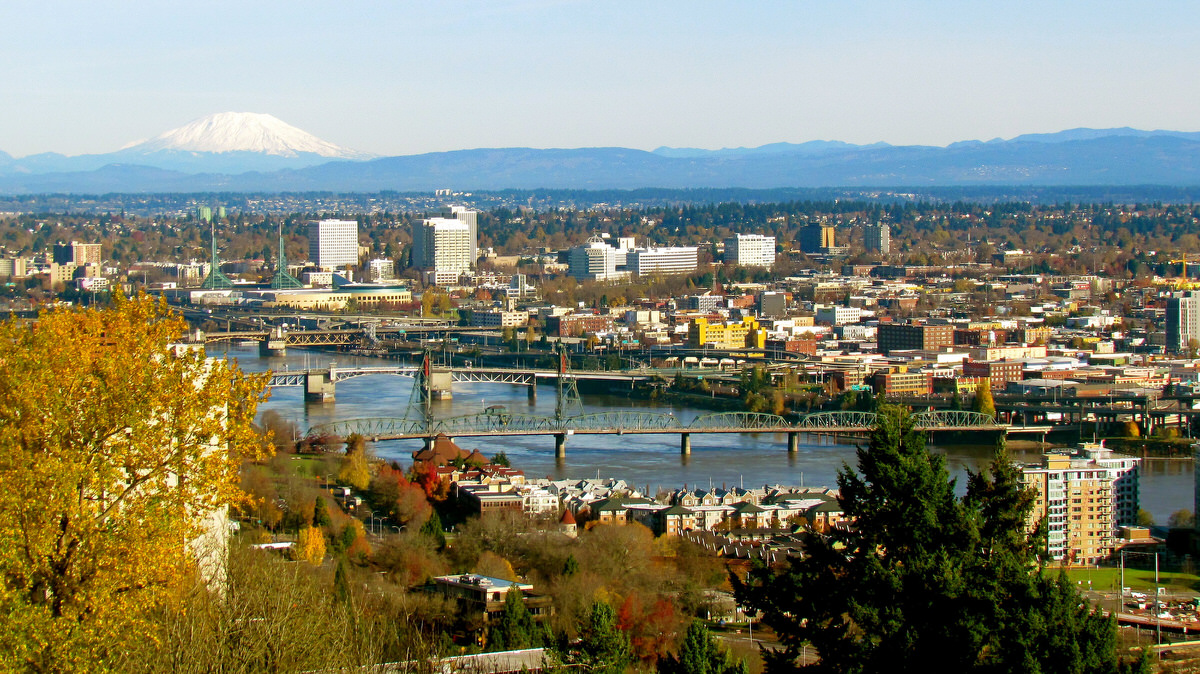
[
  {"xmin": 429, "ymin": 369, "xmax": 454, "ymax": 400},
  {"xmin": 259, "ymin": 325, "xmax": 288, "ymax": 357},
  {"xmin": 554, "ymin": 433, "xmax": 567, "ymax": 458},
  {"xmin": 787, "ymin": 432, "xmax": 799, "ymax": 453},
  {"xmin": 304, "ymin": 370, "xmax": 335, "ymax": 403},
  {"xmin": 680, "ymin": 432, "xmax": 691, "ymax": 455},
  {"xmin": 527, "ymin": 384, "xmax": 537, "ymax": 402}
]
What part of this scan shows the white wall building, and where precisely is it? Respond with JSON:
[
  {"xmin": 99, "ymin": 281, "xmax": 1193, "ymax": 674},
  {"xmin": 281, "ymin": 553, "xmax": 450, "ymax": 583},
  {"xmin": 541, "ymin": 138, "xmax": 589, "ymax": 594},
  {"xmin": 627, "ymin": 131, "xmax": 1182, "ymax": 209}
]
[
  {"xmin": 567, "ymin": 236, "xmax": 630, "ymax": 282},
  {"xmin": 627, "ymin": 246, "xmax": 699, "ymax": 276},
  {"xmin": 308, "ymin": 219, "xmax": 359, "ymax": 269},
  {"xmin": 449, "ymin": 206, "xmax": 480, "ymax": 265},
  {"xmin": 815, "ymin": 305, "xmax": 866, "ymax": 326},
  {"xmin": 413, "ymin": 217, "xmax": 474, "ymax": 278},
  {"xmin": 724, "ymin": 234, "xmax": 776, "ymax": 267}
]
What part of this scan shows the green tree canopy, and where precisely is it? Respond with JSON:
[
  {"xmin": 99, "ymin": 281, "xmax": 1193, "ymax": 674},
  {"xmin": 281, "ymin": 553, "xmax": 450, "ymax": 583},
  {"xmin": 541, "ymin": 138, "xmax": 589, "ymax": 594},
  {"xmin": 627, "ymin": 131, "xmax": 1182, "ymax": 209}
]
[
  {"xmin": 554, "ymin": 600, "xmax": 631, "ymax": 674},
  {"xmin": 734, "ymin": 404, "xmax": 1118, "ymax": 673}
]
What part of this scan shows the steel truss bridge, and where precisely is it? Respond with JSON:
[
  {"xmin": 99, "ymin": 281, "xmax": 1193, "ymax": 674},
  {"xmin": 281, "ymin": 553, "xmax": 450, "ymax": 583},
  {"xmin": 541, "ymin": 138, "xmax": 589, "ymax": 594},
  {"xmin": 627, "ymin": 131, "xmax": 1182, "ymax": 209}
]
[
  {"xmin": 266, "ymin": 366, "xmax": 549, "ymax": 389},
  {"xmin": 304, "ymin": 409, "xmax": 1005, "ymax": 456}
]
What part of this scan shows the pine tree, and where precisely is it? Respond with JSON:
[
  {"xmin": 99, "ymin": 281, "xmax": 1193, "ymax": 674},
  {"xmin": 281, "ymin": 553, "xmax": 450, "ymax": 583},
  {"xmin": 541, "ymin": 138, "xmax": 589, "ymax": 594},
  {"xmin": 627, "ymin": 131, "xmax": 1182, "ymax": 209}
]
[
  {"xmin": 658, "ymin": 621, "xmax": 747, "ymax": 674},
  {"xmin": 419, "ymin": 510, "xmax": 446, "ymax": 548},
  {"xmin": 487, "ymin": 589, "xmax": 542, "ymax": 651},
  {"xmin": 734, "ymin": 405, "xmax": 1119, "ymax": 673},
  {"xmin": 555, "ymin": 600, "xmax": 631, "ymax": 674}
]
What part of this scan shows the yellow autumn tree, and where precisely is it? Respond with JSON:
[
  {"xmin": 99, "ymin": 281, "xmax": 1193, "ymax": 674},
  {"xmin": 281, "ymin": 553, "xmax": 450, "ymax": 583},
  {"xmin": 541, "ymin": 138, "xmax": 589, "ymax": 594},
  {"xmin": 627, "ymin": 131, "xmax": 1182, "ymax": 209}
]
[
  {"xmin": 293, "ymin": 526, "xmax": 327, "ymax": 566},
  {"xmin": 0, "ymin": 293, "xmax": 269, "ymax": 672}
]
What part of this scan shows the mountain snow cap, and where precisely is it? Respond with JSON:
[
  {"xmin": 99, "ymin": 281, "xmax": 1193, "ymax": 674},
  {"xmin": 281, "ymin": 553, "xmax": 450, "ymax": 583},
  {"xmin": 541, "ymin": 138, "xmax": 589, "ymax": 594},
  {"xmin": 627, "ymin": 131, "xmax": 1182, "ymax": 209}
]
[{"xmin": 122, "ymin": 112, "xmax": 371, "ymax": 158}]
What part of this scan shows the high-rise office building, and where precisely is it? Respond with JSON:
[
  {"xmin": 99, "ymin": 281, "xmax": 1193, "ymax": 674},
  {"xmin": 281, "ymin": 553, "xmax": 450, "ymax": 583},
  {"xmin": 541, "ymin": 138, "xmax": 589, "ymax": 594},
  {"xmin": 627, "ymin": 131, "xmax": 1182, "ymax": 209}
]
[
  {"xmin": 449, "ymin": 206, "xmax": 480, "ymax": 265},
  {"xmin": 864, "ymin": 223, "xmax": 890, "ymax": 254},
  {"xmin": 412, "ymin": 217, "xmax": 474, "ymax": 283},
  {"xmin": 724, "ymin": 234, "xmax": 776, "ymax": 267},
  {"xmin": 567, "ymin": 236, "xmax": 630, "ymax": 281},
  {"xmin": 1167, "ymin": 291, "xmax": 1200, "ymax": 353},
  {"xmin": 800, "ymin": 224, "xmax": 837, "ymax": 254},
  {"xmin": 308, "ymin": 219, "xmax": 359, "ymax": 269},
  {"xmin": 1022, "ymin": 444, "xmax": 1139, "ymax": 564}
]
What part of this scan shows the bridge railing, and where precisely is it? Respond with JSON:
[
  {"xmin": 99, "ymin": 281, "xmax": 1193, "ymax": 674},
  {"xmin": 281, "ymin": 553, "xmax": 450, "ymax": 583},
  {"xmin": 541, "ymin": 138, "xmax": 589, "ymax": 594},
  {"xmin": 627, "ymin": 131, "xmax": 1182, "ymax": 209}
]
[{"xmin": 303, "ymin": 409, "xmax": 1001, "ymax": 440}]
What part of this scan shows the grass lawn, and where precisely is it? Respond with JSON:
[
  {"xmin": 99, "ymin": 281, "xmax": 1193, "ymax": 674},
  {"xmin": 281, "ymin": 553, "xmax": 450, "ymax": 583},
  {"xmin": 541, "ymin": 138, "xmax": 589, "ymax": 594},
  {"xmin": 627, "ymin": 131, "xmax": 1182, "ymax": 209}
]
[{"xmin": 1063, "ymin": 566, "xmax": 1200, "ymax": 594}]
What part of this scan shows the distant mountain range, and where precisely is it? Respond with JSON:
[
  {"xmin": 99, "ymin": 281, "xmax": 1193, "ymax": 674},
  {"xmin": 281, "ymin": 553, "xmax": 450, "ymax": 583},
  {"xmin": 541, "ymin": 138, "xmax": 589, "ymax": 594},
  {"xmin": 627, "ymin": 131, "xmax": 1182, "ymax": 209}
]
[{"xmin": 1, "ymin": 114, "xmax": 1199, "ymax": 194}]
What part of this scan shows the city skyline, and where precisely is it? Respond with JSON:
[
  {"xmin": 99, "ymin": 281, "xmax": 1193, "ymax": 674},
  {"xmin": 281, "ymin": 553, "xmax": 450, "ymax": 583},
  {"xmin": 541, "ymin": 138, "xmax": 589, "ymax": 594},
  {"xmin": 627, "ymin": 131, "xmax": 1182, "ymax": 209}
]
[{"xmin": 1, "ymin": 1, "xmax": 1198, "ymax": 158}]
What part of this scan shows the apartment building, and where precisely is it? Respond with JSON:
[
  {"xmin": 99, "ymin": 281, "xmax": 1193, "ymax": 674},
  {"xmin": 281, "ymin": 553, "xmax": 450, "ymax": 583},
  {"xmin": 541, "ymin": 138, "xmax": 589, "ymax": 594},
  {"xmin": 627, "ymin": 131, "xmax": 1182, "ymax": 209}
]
[{"xmin": 1021, "ymin": 443, "xmax": 1140, "ymax": 565}]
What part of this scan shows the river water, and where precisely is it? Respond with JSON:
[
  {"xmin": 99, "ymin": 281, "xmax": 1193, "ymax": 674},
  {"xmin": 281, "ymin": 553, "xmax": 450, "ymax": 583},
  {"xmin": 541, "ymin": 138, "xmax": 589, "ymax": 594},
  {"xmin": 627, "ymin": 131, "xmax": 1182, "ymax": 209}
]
[{"xmin": 221, "ymin": 345, "xmax": 1194, "ymax": 524}]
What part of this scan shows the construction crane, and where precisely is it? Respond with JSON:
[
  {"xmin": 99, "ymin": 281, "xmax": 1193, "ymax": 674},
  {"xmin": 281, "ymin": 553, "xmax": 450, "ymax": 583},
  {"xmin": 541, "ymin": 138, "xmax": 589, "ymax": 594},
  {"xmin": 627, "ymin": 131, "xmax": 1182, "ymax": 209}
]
[{"xmin": 1169, "ymin": 254, "xmax": 1199, "ymax": 288}]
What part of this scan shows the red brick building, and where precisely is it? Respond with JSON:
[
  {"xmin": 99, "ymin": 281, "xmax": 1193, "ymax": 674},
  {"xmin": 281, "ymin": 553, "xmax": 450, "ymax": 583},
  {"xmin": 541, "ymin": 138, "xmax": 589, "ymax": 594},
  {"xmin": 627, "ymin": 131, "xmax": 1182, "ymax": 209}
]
[
  {"xmin": 877, "ymin": 322, "xmax": 954, "ymax": 354},
  {"xmin": 962, "ymin": 359, "xmax": 1024, "ymax": 389}
]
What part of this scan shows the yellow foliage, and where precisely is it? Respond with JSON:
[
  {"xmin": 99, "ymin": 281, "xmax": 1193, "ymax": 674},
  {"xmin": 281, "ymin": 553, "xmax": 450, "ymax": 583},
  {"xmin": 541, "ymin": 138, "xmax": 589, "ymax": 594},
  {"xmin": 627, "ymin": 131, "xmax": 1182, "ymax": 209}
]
[
  {"xmin": 472, "ymin": 551, "xmax": 518, "ymax": 581},
  {"xmin": 338, "ymin": 449, "xmax": 371, "ymax": 491},
  {"xmin": 293, "ymin": 526, "xmax": 327, "ymax": 566},
  {"xmin": 0, "ymin": 294, "xmax": 269, "ymax": 671}
]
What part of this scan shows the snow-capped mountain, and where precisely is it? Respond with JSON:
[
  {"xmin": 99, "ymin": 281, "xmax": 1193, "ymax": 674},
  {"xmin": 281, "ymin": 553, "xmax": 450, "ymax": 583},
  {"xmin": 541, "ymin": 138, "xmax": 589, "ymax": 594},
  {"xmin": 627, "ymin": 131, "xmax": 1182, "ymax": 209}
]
[
  {"xmin": 0, "ymin": 112, "xmax": 373, "ymax": 176},
  {"xmin": 121, "ymin": 112, "xmax": 370, "ymax": 159}
]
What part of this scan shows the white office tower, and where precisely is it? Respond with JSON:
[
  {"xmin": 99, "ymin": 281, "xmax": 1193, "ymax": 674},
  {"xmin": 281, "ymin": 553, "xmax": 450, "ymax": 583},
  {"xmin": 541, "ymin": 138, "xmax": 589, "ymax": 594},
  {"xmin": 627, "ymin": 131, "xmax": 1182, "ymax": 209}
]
[
  {"xmin": 627, "ymin": 246, "xmax": 699, "ymax": 275},
  {"xmin": 724, "ymin": 234, "xmax": 776, "ymax": 267},
  {"xmin": 568, "ymin": 235, "xmax": 630, "ymax": 281},
  {"xmin": 308, "ymin": 219, "xmax": 359, "ymax": 269},
  {"xmin": 413, "ymin": 217, "xmax": 473, "ymax": 285},
  {"xmin": 449, "ymin": 206, "xmax": 480, "ymax": 265},
  {"xmin": 1167, "ymin": 291, "xmax": 1200, "ymax": 353},
  {"xmin": 865, "ymin": 223, "xmax": 891, "ymax": 254}
]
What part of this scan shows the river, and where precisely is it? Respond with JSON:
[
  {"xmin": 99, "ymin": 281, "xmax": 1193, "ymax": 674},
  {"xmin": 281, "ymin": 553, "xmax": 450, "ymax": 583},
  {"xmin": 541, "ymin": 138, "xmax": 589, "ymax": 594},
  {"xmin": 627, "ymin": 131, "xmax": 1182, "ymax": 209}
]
[{"xmin": 220, "ymin": 345, "xmax": 1195, "ymax": 524}]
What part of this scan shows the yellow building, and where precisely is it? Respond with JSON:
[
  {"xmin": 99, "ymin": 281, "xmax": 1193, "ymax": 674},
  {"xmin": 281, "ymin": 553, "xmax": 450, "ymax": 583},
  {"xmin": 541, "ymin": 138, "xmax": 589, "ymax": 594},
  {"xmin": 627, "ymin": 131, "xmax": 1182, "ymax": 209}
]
[
  {"xmin": 1021, "ymin": 444, "xmax": 1139, "ymax": 565},
  {"xmin": 687, "ymin": 316, "xmax": 766, "ymax": 349}
]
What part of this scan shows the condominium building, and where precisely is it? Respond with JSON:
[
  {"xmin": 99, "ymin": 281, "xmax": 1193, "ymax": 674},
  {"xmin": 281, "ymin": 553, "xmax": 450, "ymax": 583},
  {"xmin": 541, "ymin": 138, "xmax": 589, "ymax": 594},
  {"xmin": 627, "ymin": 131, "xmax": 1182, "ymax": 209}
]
[
  {"xmin": 724, "ymin": 234, "xmax": 776, "ymax": 267},
  {"xmin": 626, "ymin": 246, "xmax": 699, "ymax": 276},
  {"xmin": 308, "ymin": 219, "xmax": 359, "ymax": 269},
  {"xmin": 412, "ymin": 217, "xmax": 474, "ymax": 280},
  {"xmin": 864, "ymin": 223, "xmax": 890, "ymax": 254},
  {"xmin": 1166, "ymin": 291, "xmax": 1200, "ymax": 353},
  {"xmin": 1021, "ymin": 443, "xmax": 1140, "ymax": 565},
  {"xmin": 53, "ymin": 241, "xmax": 102, "ymax": 265}
]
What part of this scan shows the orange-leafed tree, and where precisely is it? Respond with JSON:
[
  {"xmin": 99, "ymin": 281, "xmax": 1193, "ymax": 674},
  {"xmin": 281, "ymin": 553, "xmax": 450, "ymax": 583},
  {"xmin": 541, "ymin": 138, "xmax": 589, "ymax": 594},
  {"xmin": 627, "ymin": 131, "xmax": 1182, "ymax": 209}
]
[{"xmin": 0, "ymin": 293, "xmax": 269, "ymax": 672}]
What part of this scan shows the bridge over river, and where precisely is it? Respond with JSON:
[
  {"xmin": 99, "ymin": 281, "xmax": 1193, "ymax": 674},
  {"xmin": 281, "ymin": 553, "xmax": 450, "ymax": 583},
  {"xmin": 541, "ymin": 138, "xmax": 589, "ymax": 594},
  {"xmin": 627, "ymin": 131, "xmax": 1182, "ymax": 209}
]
[
  {"xmin": 305, "ymin": 408, "xmax": 1005, "ymax": 458},
  {"xmin": 281, "ymin": 347, "xmax": 1006, "ymax": 456}
]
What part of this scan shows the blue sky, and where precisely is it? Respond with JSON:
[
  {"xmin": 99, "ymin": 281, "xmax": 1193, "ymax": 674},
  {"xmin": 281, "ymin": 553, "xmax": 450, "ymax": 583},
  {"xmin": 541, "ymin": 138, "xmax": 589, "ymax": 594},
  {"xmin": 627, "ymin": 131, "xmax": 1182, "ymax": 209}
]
[{"xmin": 2, "ymin": 1, "xmax": 1196, "ymax": 157}]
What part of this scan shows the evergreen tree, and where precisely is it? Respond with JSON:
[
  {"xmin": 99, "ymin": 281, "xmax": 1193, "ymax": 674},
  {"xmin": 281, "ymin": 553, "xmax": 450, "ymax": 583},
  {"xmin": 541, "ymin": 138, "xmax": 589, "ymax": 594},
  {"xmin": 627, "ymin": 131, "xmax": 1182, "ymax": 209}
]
[
  {"xmin": 333, "ymin": 557, "xmax": 351, "ymax": 607},
  {"xmin": 563, "ymin": 554, "xmax": 581, "ymax": 577},
  {"xmin": 487, "ymin": 589, "xmax": 542, "ymax": 651},
  {"xmin": 734, "ymin": 404, "xmax": 1119, "ymax": 673},
  {"xmin": 658, "ymin": 621, "xmax": 747, "ymax": 674},
  {"xmin": 555, "ymin": 600, "xmax": 631, "ymax": 674},
  {"xmin": 313, "ymin": 496, "xmax": 332, "ymax": 527},
  {"xmin": 419, "ymin": 510, "xmax": 446, "ymax": 549}
]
